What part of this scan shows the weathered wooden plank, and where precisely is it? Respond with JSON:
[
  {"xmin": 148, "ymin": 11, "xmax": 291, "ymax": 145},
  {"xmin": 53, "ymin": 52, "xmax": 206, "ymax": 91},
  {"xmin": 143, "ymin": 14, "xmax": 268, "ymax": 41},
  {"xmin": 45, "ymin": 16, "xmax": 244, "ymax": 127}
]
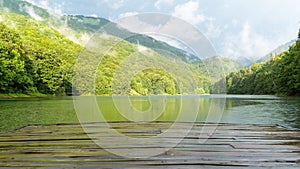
[
  {"xmin": 0, "ymin": 159, "xmax": 298, "ymax": 168},
  {"xmin": 0, "ymin": 122, "xmax": 299, "ymax": 168},
  {"xmin": 1, "ymin": 129, "xmax": 298, "ymax": 138}
]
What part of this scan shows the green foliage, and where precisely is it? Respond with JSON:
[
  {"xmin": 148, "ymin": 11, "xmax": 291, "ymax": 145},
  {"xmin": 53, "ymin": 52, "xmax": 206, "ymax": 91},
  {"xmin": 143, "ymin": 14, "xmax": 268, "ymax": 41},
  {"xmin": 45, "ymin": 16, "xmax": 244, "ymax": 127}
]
[
  {"xmin": 130, "ymin": 69, "xmax": 178, "ymax": 95},
  {"xmin": 0, "ymin": 23, "xmax": 33, "ymax": 93},
  {"xmin": 223, "ymin": 31, "xmax": 300, "ymax": 96},
  {"xmin": 1, "ymin": 0, "xmax": 235, "ymax": 96},
  {"xmin": 0, "ymin": 13, "xmax": 206, "ymax": 96},
  {"xmin": 0, "ymin": 13, "xmax": 82, "ymax": 95},
  {"xmin": 0, "ymin": 11, "xmax": 241, "ymax": 96},
  {"xmin": 91, "ymin": 38, "xmax": 205, "ymax": 96},
  {"xmin": 67, "ymin": 15, "xmax": 110, "ymax": 33}
]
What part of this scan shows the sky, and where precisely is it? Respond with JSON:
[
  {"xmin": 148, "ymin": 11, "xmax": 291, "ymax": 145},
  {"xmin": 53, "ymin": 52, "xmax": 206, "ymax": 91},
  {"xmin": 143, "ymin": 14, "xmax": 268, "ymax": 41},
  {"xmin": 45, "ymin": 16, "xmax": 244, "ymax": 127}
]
[{"xmin": 25, "ymin": 0, "xmax": 300, "ymax": 60}]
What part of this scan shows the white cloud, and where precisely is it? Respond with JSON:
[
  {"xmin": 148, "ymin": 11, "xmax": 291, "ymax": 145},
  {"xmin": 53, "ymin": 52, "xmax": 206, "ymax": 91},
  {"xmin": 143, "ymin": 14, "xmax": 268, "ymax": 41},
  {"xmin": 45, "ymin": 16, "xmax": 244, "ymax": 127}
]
[
  {"xmin": 111, "ymin": 0, "xmax": 125, "ymax": 9},
  {"xmin": 149, "ymin": 34, "xmax": 183, "ymax": 50},
  {"xmin": 172, "ymin": 1, "xmax": 209, "ymax": 26},
  {"xmin": 119, "ymin": 12, "xmax": 138, "ymax": 19},
  {"xmin": 117, "ymin": 14, "xmax": 215, "ymax": 58},
  {"xmin": 231, "ymin": 19, "xmax": 239, "ymax": 27},
  {"xmin": 34, "ymin": 0, "xmax": 63, "ymax": 15},
  {"xmin": 205, "ymin": 20, "xmax": 222, "ymax": 39},
  {"xmin": 137, "ymin": 45, "xmax": 148, "ymax": 52},
  {"xmin": 88, "ymin": 14, "xmax": 98, "ymax": 18},
  {"xmin": 222, "ymin": 22, "xmax": 278, "ymax": 59},
  {"xmin": 25, "ymin": 5, "xmax": 43, "ymax": 21},
  {"xmin": 155, "ymin": 0, "xmax": 174, "ymax": 9},
  {"xmin": 38, "ymin": 0, "xmax": 49, "ymax": 9},
  {"xmin": 102, "ymin": 0, "xmax": 126, "ymax": 9}
]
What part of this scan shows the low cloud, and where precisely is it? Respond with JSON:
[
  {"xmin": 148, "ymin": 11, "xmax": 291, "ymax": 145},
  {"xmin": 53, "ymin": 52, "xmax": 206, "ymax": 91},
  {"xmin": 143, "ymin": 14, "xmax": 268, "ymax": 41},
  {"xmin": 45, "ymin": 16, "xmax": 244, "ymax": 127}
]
[
  {"xmin": 24, "ymin": 0, "xmax": 87, "ymax": 46},
  {"xmin": 204, "ymin": 20, "xmax": 222, "ymax": 39},
  {"xmin": 33, "ymin": 0, "xmax": 63, "ymax": 15},
  {"xmin": 25, "ymin": 5, "xmax": 43, "ymax": 21},
  {"xmin": 88, "ymin": 14, "xmax": 98, "ymax": 18}
]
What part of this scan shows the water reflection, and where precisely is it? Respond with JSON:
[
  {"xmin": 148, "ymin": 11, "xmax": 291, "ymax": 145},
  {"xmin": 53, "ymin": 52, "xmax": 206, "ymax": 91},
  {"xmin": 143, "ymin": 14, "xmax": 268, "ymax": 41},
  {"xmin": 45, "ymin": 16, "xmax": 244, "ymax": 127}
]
[
  {"xmin": 98, "ymin": 96, "xmax": 222, "ymax": 123},
  {"xmin": 0, "ymin": 95, "xmax": 299, "ymax": 132}
]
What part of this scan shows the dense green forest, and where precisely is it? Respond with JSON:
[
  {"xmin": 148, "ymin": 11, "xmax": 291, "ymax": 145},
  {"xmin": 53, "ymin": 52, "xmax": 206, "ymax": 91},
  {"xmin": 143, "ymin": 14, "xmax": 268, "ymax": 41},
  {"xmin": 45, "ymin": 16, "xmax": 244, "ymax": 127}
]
[
  {"xmin": 0, "ymin": 14, "xmax": 82, "ymax": 96},
  {"xmin": 0, "ymin": 0, "xmax": 243, "ymax": 97},
  {"xmin": 1, "ymin": 0, "xmax": 201, "ymax": 63},
  {"xmin": 0, "ymin": 0, "xmax": 245, "ymax": 96},
  {"xmin": 1, "ymin": 0, "xmax": 299, "ymax": 97},
  {"xmin": 0, "ymin": 0, "xmax": 214, "ymax": 96},
  {"xmin": 0, "ymin": 14, "xmax": 172, "ymax": 96},
  {"xmin": 0, "ymin": 13, "xmax": 224, "ymax": 96},
  {"xmin": 218, "ymin": 30, "xmax": 300, "ymax": 96}
]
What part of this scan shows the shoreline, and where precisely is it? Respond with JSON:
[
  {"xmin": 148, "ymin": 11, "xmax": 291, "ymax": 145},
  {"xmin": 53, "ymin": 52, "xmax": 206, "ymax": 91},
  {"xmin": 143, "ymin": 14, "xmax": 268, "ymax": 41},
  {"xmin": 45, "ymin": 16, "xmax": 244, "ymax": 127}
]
[
  {"xmin": 0, "ymin": 93, "xmax": 299, "ymax": 99},
  {"xmin": 0, "ymin": 94, "xmax": 50, "ymax": 99}
]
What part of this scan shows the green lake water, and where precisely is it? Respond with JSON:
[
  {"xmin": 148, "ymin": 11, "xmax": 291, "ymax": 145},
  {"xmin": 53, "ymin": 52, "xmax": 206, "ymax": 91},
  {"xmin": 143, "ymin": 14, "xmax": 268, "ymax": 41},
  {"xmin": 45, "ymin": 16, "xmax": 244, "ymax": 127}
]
[{"xmin": 0, "ymin": 95, "xmax": 299, "ymax": 132}]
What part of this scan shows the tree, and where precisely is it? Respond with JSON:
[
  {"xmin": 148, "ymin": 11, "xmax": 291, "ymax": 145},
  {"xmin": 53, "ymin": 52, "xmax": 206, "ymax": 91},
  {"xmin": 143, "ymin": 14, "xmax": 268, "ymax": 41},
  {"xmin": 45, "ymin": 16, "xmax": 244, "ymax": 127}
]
[
  {"xmin": 224, "ymin": 29, "xmax": 300, "ymax": 96},
  {"xmin": 0, "ymin": 23, "xmax": 33, "ymax": 94}
]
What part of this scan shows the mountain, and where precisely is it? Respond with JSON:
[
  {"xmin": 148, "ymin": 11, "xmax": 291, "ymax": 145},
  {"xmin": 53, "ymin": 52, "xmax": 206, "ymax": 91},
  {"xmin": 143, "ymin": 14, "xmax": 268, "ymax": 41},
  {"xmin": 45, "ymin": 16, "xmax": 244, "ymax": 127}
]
[
  {"xmin": 0, "ymin": 13, "xmax": 187, "ymax": 96},
  {"xmin": 219, "ymin": 31, "xmax": 300, "ymax": 96},
  {"xmin": 233, "ymin": 56, "xmax": 255, "ymax": 66},
  {"xmin": 203, "ymin": 56, "xmax": 243, "ymax": 81},
  {"xmin": 0, "ymin": 0, "xmax": 242, "ymax": 96},
  {"xmin": 0, "ymin": 0, "xmax": 200, "ymax": 63},
  {"xmin": 0, "ymin": 11, "xmax": 214, "ymax": 96},
  {"xmin": 256, "ymin": 39, "xmax": 297, "ymax": 63}
]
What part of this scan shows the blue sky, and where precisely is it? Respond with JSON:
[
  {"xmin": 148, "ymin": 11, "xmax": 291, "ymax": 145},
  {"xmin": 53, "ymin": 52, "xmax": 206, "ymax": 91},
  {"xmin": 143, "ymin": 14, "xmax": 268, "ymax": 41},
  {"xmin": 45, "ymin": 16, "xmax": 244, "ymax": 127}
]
[{"xmin": 26, "ymin": 0, "xmax": 300, "ymax": 60}]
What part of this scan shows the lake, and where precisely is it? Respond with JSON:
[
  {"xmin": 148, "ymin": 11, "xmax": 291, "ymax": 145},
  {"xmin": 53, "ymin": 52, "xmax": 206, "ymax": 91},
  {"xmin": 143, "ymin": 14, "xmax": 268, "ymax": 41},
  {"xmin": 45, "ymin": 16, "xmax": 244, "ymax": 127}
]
[{"xmin": 0, "ymin": 95, "xmax": 299, "ymax": 132}]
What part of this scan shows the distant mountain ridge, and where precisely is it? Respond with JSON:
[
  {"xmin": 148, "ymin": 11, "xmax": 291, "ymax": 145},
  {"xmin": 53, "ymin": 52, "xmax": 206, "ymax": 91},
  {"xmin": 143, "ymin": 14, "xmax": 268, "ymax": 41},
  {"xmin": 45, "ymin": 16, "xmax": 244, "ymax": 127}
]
[
  {"xmin": 220, "ymin": 33, "xmax": 300, "ymax": 96},
  {"xmin": 257, "ymin": 39, "xmax": 297, "ymax": 63}
]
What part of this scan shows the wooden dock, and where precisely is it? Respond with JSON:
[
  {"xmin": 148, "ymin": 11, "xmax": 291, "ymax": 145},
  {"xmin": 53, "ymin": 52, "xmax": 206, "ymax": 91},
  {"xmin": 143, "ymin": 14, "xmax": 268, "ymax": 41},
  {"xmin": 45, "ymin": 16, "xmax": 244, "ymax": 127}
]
[{"xmin": 0, "ymin": 122, "xmax": 299, "ymax": 168}]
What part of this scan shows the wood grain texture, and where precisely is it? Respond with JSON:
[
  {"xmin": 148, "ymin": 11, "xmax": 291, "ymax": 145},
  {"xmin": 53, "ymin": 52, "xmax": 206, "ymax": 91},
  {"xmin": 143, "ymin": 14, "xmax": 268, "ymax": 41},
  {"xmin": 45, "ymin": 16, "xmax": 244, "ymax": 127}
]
[{"xmin": 0, "ymin": 122, "xmax": 299, "ymax": 168}]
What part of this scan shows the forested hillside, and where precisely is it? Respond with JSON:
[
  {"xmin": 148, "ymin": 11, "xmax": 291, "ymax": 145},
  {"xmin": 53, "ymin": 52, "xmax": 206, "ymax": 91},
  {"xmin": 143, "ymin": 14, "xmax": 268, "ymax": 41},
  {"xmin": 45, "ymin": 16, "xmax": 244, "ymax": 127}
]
[
  {"xmin": 220, "ymin": 30, "xmax": 300, "ymax": 96},
  {"xmin": 1, "ymin": 0, "xmax": 200, "ymax": 63},
  {"xmin": 0, "ymin": 13, "xmax": 214, "ymax": 96},
  {"xmin": 0, "ymin": 0, "xmax": 243, "ymax": 96},
  {"xmin": 0, "ymin": 13, "xmax": 82, "ymax": 96}
]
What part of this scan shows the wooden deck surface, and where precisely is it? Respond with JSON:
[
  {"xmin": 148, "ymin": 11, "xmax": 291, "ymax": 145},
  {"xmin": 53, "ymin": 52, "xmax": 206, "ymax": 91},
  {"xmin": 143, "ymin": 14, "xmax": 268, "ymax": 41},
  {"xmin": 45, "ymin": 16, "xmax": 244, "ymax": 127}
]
[{"xmin": 0, "ymin": 122, "xmax": 300, "ymax": 168}]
